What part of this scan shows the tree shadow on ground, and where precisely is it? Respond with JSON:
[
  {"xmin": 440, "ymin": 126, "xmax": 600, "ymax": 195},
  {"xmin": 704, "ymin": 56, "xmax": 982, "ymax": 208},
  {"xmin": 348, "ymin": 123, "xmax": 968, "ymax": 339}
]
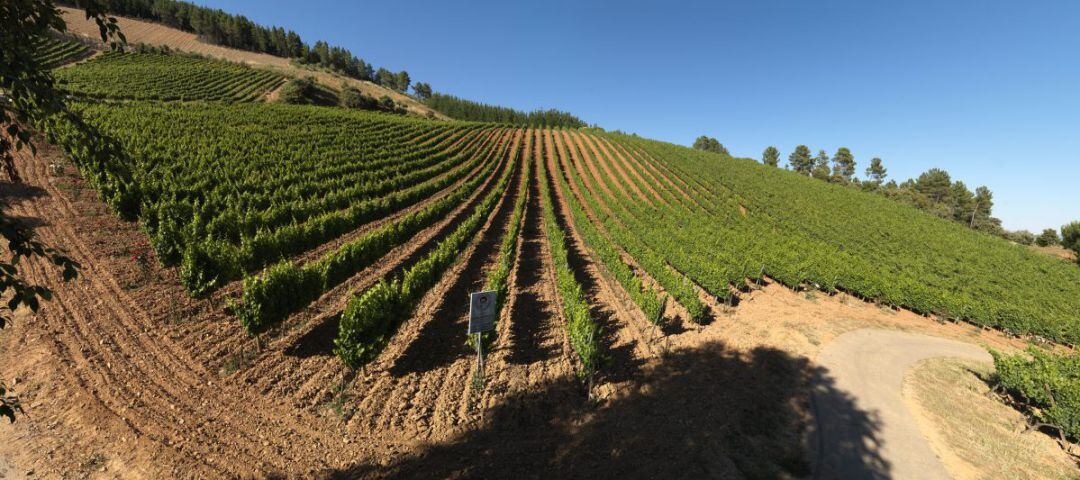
[{"xmin": 324, "ymin": 340, "xmax": 889, "ymax": 479}]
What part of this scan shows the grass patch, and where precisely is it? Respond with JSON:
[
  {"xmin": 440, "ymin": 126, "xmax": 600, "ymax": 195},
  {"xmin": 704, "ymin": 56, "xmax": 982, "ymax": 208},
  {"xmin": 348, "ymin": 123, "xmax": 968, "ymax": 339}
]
[{"xmin": 905, "ymin": 357, "xmax": 1076, "ymax": 479}]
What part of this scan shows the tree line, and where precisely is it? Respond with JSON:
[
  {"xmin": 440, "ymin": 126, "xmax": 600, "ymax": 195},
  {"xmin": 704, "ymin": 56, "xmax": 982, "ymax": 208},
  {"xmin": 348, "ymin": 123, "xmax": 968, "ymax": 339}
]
[
  {"xmin": 56, "ymin": 0, "xmax": 414, "ymax": 92},
  {"xmin": 423, "ymin": 93, "xmax": 586, "ymax": 127},
  {"xmin": 743, "ymin": 142, "xmax": 1079, "ymax": 254}
]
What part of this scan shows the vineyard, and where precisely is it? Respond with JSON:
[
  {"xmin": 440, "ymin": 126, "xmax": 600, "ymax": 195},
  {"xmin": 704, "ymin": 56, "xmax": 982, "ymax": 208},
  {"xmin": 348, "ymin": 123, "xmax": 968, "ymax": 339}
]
[
  {"xmin": 8, "ymin": 42, "xmax": 1080, "ymax": 477},
  {"xmin": 54, "ymin": 51, "xmax": 286, "ymax": 102},
  {"xmin": 33, "ymin": 36, "xmax": 92, "ymax": 68},
  {"xmin": 51, "ymin": 97, "xmax": 1079, "ymax": 377}
]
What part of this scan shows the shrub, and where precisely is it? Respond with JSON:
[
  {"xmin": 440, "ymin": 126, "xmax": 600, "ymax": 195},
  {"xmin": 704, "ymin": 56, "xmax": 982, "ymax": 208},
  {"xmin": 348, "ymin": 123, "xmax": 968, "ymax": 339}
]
[
  {"xmin": 1005, "ymin": 229, "xmax": 1036, "ymax": 246},
  {"xmin": 279, "ymin": 78, "xmax": 317, "ymax": 105},
  {"xmin": 1035, "ymin": 228, "xmax": 1061, "ymax": 247},
  {"xmin": 340, "ymin": 87, "xmax": 376, "ymax": 110},
  {"xmin": 1063, "ymin": 221, "xmax": 1080, "ymax": 261},
  {"xmin": 991, "ymin": 347, "xmax": 1080, "ymax": 441}
]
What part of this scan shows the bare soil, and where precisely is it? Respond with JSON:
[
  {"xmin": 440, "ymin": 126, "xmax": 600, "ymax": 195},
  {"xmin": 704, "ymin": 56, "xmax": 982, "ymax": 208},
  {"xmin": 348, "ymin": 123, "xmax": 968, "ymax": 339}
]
[
  {"xmin": 0, "ymin": 137, "xmax": 1060, "ymax": 479},
  {"xmin": 1030, "ymin": 244, "xmax": 1076, "ymax": 262}
]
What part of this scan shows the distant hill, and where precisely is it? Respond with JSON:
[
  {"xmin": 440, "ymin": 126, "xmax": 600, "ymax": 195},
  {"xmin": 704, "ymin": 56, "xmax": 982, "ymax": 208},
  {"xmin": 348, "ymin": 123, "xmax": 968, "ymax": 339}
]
[{"xmin": 58, "ymin": 6, "xmax": 447, "ymax": 119}]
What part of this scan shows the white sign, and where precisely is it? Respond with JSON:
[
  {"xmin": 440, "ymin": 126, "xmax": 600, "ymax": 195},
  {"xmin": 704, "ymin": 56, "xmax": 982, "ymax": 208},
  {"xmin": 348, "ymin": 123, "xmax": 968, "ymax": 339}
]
[{"xmin": 468, "ymin": 291, "xmax": 497, "ymax": 334}]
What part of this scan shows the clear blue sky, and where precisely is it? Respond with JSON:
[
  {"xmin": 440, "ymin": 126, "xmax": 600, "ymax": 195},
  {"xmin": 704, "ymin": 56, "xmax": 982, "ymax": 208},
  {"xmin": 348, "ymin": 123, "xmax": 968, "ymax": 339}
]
[{"xmin": 198, "ymin": 0, "xmax": 1078, "ymax": 232}]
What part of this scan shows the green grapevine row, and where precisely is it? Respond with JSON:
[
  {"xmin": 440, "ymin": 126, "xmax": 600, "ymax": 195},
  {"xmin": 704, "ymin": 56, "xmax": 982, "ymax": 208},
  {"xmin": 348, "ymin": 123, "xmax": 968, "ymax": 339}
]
[
  {"xmin": 34, "ymin": 36, "xmax": 91, "ymax": 69},
  {"xmin": 542, "ymin": 130, "xmax": 666, "ymax": 325},
  {"xmin": 534, "ymin": 130, "xmax": 602, "ymax": 378},
  {"xmin": 236, "ymin": 128, "xmax": 513, "ymax": 335},
  {"xmin": 553, "ymin": 131, "xmax": 707, "ymax": 322},
  {"xmin": 334, "ymin": 131, "xmax": 523, "ymax": 368},
  {"xmin": 55, "ymin": 51, "xmax": 285, "ymax": 102},
  {"xmin": 991, "ymin": 348, "xmax": 1079, "ymax": 440},
  {"xmin": 471, "ymin": 132, "xmax": 534, "ymax": 348},
  {"xmin": 62, "ymin": 101, "xmax": 496, "ymax": 295},
  {"xmin": 606, "ymin": 133, "xmax": 1080, "ymax": 344}
]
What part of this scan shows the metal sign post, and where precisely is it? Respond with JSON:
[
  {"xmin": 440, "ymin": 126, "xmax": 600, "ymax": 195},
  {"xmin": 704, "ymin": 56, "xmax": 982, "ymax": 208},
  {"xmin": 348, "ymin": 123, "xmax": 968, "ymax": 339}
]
[{"xmin": 468, "ymin": 291, "xmax": 497, "ymax": 387}]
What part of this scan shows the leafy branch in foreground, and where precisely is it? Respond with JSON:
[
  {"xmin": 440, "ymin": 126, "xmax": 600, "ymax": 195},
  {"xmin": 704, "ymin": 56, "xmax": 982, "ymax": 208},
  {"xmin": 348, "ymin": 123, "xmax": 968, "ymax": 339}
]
[{"xmin": 1, "ymin": 0, "xmax": 123, "ymax": 423}]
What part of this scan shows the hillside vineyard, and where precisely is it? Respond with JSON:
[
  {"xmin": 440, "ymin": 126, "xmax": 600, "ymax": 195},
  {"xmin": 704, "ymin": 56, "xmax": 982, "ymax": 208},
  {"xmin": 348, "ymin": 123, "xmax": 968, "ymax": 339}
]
[
  {"xmin": 55, "ymin": 51, "xmax": 286, "ymax": 102},
  {"xmin": 48, "ymin": 55, "xmax": 1080, "ymax": 376}
]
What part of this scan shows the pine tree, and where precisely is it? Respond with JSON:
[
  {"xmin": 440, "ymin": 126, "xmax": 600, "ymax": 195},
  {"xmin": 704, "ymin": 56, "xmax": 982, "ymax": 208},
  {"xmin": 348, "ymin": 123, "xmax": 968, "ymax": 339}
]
[
  {"xmin": 788, "ymin": 145, "xmax": 812, "ymax": 174},
  {"xmin": 811, "ymin": 150, "xmax": 832, "ymax": 180},
  {"xmin": 762, "ymin": 146, "xmax": 779, "ymax": 167},
  {"xmin": 866, "ymin": 157, "xmax": 887, "ymax": 184},
  {"xmin": 831, "ymin": 147, "xmax": 856, "ymax": 182}
]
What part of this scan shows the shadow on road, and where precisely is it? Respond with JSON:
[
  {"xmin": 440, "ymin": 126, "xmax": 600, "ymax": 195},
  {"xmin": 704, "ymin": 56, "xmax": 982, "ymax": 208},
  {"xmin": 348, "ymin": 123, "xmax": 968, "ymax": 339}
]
[{"xmin": 323, "ymin": 340, "xmax": 889, "ymax": 479}]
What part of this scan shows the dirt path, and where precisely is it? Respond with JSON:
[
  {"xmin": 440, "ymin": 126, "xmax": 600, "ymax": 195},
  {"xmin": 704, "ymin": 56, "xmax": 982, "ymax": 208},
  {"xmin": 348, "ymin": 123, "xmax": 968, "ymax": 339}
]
[{"xmin": 810, "ymin": 329, "xmax": 991, "ymax": 480}]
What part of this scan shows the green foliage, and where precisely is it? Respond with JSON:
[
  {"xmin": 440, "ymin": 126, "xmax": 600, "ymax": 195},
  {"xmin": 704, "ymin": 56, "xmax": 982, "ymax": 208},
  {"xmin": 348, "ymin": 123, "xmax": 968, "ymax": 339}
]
[
  {"xmin": 535, "ymin": 132, "xmax": 602, "ymax": 377},
  {"xmin": 762, "ymin": 146, "xmax": 779, "ymax": 167},
  {"xmin": 424, "ymin": 93, "xmax": 586, "ymax": 127},
  {"xmin": 692, "ymin": 136, "xmax": 728, "ymax": 155},
  {"xmin": 32, "ymin": 36, "xmax": 91, "ymax": 69},
  {"xmin": 278, "ymin": 77, "xmax": 317, "ymax": 105},
  {"xmin": 57, "ymin": 0, "xmax": 387, "ymax": 83},
  {"xmin": 865, "ymin": 157, "xmax": 887, "ymax": 184},
  {"xmin": 811, "ymin": 150, "xmax": 831, "ymax": 180},
  {"xmin": 1004, "ymin": 230, "xmax": 1036, "ymax": 246},
  {"xmin": 234, "ymin": 128, "xmax": 505, "ymax": 335},
  {"xmin": 334, "ymin": 130, "xmax": 519, "ymax": 368},
  {"xmin": 339, "ymin": 86, "xmax": 376, "ymax": 110},
  {"xmin": 1035, "ymin": 228, "xmax": 1060, "ymax": 247},
  {"xmin": 412, "ymin": 82, "xmax": 433, "ymax": 100},
  {"xmin": 55, "ymin": 51, "xmax": 285, "ymax": 102},
  {"xmin": 66, "ymin": 101, "xmax": 494, "ymax": 295},
  {"xmin": 600, "ymin": 132, "xmax": 1080, "ymax": 344},
  {"xmin": 873, "ymin": 169, "xmax": 1002, "ymax": 235},
  {"xmin": 991, "ymin": 348, "xmax": 1080, "ymax": 441},
  {"xmin": 1062, "ymin": 221, "xmax": 1080, "ymax": 261},
  {"xmin": 787, "ymin": 145, "xmax": 812, "ymax": 174},
  {"xmin": 831, "ymin": 147, "xmax": 855, "ymax": 182},
  {"xmin": 547, "ymin": 131, "xmax": 666, "ymax": 326}
]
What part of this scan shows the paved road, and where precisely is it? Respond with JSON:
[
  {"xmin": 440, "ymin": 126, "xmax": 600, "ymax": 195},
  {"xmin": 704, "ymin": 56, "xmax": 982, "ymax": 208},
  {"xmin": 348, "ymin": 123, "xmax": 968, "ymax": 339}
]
[{"xmin": 810, "ymin": 329, "xmax": 991, "ymax": 480}]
